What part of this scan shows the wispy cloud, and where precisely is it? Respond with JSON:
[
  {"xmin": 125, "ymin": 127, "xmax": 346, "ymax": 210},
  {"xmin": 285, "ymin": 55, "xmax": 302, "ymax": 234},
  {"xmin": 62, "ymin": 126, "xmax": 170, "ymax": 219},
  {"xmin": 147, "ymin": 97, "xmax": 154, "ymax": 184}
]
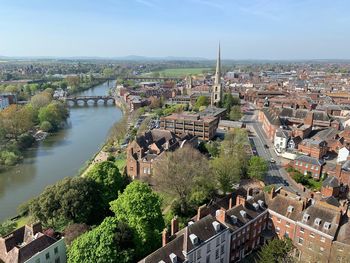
[
  {"xmin": 190, "ymin": 0, "xmax": 226, "ymax": 11},
  {"xmin": 135, "ymin": 0, "xmax": 157, "ymax": 8}
]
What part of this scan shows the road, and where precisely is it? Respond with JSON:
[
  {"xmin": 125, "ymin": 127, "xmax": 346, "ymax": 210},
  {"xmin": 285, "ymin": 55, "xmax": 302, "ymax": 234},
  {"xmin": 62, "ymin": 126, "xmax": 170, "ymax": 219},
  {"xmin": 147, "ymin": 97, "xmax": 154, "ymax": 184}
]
[{"xmin": 242, "ymin": 107, "xmax": 301, "ymax": 194}]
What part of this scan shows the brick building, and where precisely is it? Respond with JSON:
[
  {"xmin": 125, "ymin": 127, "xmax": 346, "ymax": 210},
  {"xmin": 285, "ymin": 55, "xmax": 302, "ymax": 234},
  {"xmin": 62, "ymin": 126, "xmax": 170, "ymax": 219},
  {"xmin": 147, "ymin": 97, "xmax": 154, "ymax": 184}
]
[
  {"xmin": 292, "ymin": 155, "xmax": 325, "ymax": 179},
  {"xmin": 126, "ymin": 129, "xmax": 197, "ymax": 179},
  {"xmin": 298, "ymin": 139, "xmax": 328, "ymax": 159}
]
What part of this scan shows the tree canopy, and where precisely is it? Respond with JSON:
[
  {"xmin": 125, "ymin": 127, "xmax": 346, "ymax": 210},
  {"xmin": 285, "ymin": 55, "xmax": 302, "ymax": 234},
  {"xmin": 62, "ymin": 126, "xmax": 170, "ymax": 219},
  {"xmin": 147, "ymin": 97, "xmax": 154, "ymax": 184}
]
[
  {"xmin": 258, "ymin": 238, "xmax": 294, "ymax": 263},
  {"xmin": 109, "ymin": 181, "xmax": 164, "ymax": 258},
  {"xmin": 153, "ymin": 146, "xmax": 213, "ymax": 214},
  {"xmin": 29, "ymin": 177, "xmax": 103, "ymax": 230},
  {"xmin": 85, "ymin": 161, "xmax": 126, "ymax": 209},
  {"xmin": 68, "ymin": 217, "xmax": 134, "ymax": 263},
  {"xmin": 194, "ymin": 95, "xmax": 209, "ymax": 109},
  {"xmin": 248, "ymin": 156, "xmax": 268, "ymax": 181}
]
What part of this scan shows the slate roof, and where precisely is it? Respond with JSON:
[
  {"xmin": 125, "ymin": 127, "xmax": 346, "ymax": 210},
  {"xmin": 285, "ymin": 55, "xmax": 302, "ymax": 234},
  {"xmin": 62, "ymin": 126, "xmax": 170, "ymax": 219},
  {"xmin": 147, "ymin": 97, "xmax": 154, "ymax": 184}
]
[
  {"xmin": 322, "ymin": 176, "xmax": 340, "ymax": 188},
  {"xmin": 298, "ymin": 203, "xmax": 340, "ymax": 237},
  {"xmin": 265, "ymin": 193, "xmax": 304, "ymax": 221},
  {"xmin": 295, "ymin": 155, "xmax": 325, "ymax": 166}
]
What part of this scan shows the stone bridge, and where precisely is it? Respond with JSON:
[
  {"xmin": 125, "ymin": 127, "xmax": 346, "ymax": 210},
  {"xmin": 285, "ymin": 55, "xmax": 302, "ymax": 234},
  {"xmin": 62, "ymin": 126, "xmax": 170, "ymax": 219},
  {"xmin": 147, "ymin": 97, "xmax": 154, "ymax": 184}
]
[{"xmin": 65, "ymin": 96, "xmax": 115, "ymax": 106}]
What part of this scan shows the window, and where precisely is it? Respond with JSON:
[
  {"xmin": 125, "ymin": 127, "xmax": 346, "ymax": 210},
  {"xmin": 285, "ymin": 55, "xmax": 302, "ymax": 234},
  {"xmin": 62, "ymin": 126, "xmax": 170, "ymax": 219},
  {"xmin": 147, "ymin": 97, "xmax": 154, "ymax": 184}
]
[
  {"xmin": 220, "ymin": 258, "xmax": 224, "ymax": 263},
  {"xmin": 55, "ymin": 258, "xmax": 61, "ymax": 263},
  {"xmin": 242, "ymin": 229, "xmax": 246, "ymax": 234},
  {"xmin": 221, "ymin": 235, "xmax": 225, "ymax": 243},
  {"xmin": 207, "ymin": 243, "xmax": 211, "ymax": 253},
  {"xmin": 276, "ymin": 227, "xmax": 280, "ymax": 233},
  {"xmin": 35, "ymin": 259, "xmax": 40, "ymax": 263},
  {"xmin": 206, "ymin": 255, "xmax": 210, "ymax": 263},
  {"xmin": 310, "ymin": 232, "xmax": 315, "ymax": 238},
  {"xmin": 321, "ymin": 237, "xmax": 326, "ymax": 242},
  {"xmin": 221, "ymin": 244, "xmax": 225, "ymax": 255},
  {"xmin": 216, "ymin": 237, "xmax": 220, "ymax": 247},
  {"xmin": 277, "ymin": 217, "xmax": 281, "ymax": 223},
  {"xmin": 54, "ymin": 247, "xmax": 59, "ymax": 254},
  {"xmin": 305, "ymin": 164, "xmax": 308, "ymax": 168},
  {"xmin": 196, "ymin": 249, "xmax": 201, "ymax": 260},
  {"xmin": 300, "ymin": 227, "xmax": 305, "ymax": 233},
  {"xmin": 216, "ymin": 249, "xmax": 219, "ymax": 259},
  {"xmin": 315, "ymin": 166, "xmax": 319, "ymax": 171},
  {"xmin": 286, "ymin": 222, "xmax": 290, "ymax": 228},
  {"xmin": 232, "ymin": 234, "xmax": 236, "ymax": 240},
  {"xmin": 320, "ymin": 247, "xmax": 325, "ymax": 252},
  {"xmin": 247, "ymin": 225, "xmax": 250, "ymax": 231},
  {"xmin": 298, "ymin": 237, "xmax": 304, "ymax": 245},
  {"xmin": 311, "ymin": 165, "xmax": 314, "ymax": 170},
  {"xmin": 46, "ymin": 253, "xmax": 50, "ymax": 260},
  {"xmin": 284, "ymin": 231, "xmax": 289, "ymax": 238}
]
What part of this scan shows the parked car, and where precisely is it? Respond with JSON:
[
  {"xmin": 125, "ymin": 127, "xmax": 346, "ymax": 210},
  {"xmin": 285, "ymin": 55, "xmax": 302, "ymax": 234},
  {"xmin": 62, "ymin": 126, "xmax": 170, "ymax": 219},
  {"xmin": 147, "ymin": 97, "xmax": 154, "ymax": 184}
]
[
  {"xmin": 264, "ymin": 144, "xmax": 269, "ymax": 149},
  {"xmin": 270, "ymin": 158, "xmax": 276, "ymax": 163}
]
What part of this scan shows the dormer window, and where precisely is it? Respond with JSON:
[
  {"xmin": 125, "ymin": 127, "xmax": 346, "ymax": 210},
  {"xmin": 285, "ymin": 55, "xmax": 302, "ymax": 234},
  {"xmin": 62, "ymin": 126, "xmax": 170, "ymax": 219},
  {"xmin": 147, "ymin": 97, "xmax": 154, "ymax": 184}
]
[
  {"xmin": 212, "ymin": 221, "xmax": 221, "ymax": 233},
  {"xmin": 257, "ymin": 200, "xmax": 265, "ymax": 208},
  {"xmin": 324, "ymin": 222, "xmax": 331, "ymax": 230},
  {"xmin": 314, "ymin": 218, "xmax": 322, "ymax": 226},
  {"xmin": 169, "ymin": 253, "xmax": 177, "ymax": 263},
  {"xmin": 302, "ymin": 213, "xmax": 310, "ymax": 222},
  {"xmin": 287, "ymin": 205, "xmax": 294, "ymax": 213},
  {"xmin": 189, "ymin": 234, "xmax": 199, "ymax": 245},
  {"xmin": 231, "ymin": 215, "xmax": 238, "ymax": 224},
  {"xmin": 253, "ymin": 203, "xmax": 259, "ymax": 211},
  {"xmin": 240, "ymin": 210, "xmax": 247, "ymax": 218}
]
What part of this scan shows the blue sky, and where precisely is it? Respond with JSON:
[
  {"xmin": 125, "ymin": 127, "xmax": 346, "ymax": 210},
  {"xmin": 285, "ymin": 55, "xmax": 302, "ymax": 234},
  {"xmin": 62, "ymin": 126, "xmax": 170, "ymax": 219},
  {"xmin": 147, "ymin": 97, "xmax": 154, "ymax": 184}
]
[{"xmin": 0, "ymin": 0, "xmax": 349, "ymax": 59}]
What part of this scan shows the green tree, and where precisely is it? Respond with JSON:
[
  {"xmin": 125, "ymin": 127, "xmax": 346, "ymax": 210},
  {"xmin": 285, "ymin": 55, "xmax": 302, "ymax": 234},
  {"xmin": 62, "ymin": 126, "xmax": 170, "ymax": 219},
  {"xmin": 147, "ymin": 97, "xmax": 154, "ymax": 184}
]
[
  {"xmin": 211, "ymin": 155, "xmax": 241, "ymax": 193},
  {"xmin": 0, "ymin": 220, "xmax": 17, "ymax": 236},
  {"xmin": 85, "ymin": 161, "xmax": 126, "ymax": 209},
  {"xmin": 229, "ymin": 105, "xmax": 242, "ymax": 121},
  {"xmin": 30, "ymin": 92, "xmax": 52, "ymax": 109},
  {"xmin": 194, "ymin": 95, "xmax": 209, "ymax": 109},
  {"xmin": 38, "ymin": 102, "xmax": 68, "ymax": 130},
  {"xmin": 29, "ymin": 177, "xmax": 103, "ymax": 230},
  {"xmin": 247, "ymin": 156, "xmax": 268, "ymax": 181},
  {"xmin": 153, "ymin": 146, "xmax": 213, "ymax": 214},
  {"xmin": 258, "ymin": 238, "xmax": 294, "ymax": 263},
  {"xmin": 109, "ymin": 181, "xmax": 164, "ymax": 258},
  {"xmin": 222, "ymin": 93, "xmax": 240, "ymax": 113},
  {"xmin": 68, "ymin": 217, "xmax": 134, "ymax": 263},
  {"xmin": 0, "ymin": 105, "xmax": 34, "ymax": 140}
]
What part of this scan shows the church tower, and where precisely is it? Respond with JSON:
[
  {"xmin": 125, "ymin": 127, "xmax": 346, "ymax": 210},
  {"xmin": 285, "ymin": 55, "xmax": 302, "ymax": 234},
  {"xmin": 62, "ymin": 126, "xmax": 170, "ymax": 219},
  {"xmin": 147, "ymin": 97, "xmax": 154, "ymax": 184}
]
[{"xmin": 211, "ymin": 44, "xmax": 223, "ymax": 106}]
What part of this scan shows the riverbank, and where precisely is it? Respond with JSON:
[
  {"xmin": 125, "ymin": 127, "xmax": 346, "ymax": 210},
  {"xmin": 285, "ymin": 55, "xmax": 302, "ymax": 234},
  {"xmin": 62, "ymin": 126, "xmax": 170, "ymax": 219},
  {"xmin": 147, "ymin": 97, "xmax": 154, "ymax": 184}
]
[{"xmin": 0, "ymin": 80, "xmax": 122, "ymax": 222}]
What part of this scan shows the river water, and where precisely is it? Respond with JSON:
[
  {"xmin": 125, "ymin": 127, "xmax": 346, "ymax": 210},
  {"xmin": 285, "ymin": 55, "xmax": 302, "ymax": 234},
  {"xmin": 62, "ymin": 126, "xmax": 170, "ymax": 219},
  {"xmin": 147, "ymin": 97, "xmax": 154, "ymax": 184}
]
[{"xmin": 0, "ymin": 80, "xmax": 122, "ymax": 221}]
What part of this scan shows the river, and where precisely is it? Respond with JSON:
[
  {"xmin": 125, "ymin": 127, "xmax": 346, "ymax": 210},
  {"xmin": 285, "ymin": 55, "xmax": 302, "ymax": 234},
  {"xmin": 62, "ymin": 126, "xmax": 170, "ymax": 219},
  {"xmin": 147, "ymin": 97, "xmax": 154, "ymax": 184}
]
[{"xmin": 0, "ymin": 80, "xmax": 122, "ymax": 221}]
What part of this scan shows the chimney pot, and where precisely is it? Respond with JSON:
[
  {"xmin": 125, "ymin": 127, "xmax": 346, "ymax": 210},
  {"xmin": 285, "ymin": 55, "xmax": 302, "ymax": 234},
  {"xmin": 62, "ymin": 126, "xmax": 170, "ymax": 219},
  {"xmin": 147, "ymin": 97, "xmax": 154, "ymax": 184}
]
[{"xmin": 171, "ymin": 216, "xmax": 179, "ymax": 236}]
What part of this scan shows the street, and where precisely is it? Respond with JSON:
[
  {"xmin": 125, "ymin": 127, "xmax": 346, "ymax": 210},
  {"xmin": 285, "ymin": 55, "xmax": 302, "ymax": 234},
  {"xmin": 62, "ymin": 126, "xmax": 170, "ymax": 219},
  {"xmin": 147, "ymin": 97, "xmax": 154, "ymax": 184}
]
[{"xmin": 242, "ymin": 106, "xmax": 300, "ymax": 194}]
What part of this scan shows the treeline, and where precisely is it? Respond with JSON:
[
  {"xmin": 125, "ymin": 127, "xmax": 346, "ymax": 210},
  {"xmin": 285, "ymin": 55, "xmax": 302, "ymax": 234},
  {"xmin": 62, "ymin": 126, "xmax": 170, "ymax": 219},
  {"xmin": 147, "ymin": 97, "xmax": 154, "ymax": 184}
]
[
  {"xmin": 0, "ymin": 91, "xmax": 68, "ymax": 167},
  {"xmin": 153, "ymin": 128, "xmax": 268, "ymax": 218},
  {"xmin": 16, "ymin": 160, "xmax": 164, "ymax": 262}
]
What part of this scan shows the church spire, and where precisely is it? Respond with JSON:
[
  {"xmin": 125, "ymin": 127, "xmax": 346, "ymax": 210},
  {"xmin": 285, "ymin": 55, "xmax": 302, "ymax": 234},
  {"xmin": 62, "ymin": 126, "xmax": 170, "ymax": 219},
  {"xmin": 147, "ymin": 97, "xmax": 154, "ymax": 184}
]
[{"xmin": 214, "ymin": 43, "xmax": 221, "ymax": 85}]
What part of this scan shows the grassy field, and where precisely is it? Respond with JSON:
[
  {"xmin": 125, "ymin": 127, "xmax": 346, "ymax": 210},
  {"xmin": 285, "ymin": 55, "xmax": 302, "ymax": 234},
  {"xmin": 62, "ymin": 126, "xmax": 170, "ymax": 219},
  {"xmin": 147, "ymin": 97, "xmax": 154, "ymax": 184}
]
[{"xmin": 144, "ymin": 67, "xmax": 213, "ymax": 78}]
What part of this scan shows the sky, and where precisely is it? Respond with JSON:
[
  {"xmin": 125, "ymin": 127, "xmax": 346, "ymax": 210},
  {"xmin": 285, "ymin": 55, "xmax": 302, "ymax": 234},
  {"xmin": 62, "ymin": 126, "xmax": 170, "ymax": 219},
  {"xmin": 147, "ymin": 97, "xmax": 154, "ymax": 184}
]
[{"xmin": 0, "ymin": 0, "xmax": 349, "ymax": 59}]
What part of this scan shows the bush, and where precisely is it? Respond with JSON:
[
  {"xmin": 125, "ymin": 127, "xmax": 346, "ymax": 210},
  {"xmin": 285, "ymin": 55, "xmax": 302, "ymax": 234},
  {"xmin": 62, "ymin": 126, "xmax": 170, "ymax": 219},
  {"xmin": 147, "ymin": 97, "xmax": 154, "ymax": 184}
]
[
  {"xmin": 18, "ymin": 133, "xmax": 35, "ymax": 149},
  {"xmin": 40, "ymin": 121, "xmax": 53, "ymax": 132},
  {"xmin": 107, "ymin": 155, "xmax": 116, "ymax": 162},
  {"xmin": 0, "ymin": 151, "xmax": 20, "ymax": 166}
]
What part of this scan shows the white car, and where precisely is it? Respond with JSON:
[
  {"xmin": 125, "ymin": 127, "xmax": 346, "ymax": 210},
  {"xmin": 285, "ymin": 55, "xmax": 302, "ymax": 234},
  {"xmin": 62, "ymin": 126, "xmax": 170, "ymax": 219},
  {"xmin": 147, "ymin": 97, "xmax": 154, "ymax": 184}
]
[{"xmin": 270, "ymin": 158, "xmax": 276, "ymax": 163}]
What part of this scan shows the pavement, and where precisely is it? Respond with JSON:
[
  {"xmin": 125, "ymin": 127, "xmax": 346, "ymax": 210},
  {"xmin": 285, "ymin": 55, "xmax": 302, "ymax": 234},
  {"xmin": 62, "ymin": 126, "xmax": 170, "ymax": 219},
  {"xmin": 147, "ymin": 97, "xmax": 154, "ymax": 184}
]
[{"xmin": 242, "ymin": 106, "xmax": 303, "ymax": 195}]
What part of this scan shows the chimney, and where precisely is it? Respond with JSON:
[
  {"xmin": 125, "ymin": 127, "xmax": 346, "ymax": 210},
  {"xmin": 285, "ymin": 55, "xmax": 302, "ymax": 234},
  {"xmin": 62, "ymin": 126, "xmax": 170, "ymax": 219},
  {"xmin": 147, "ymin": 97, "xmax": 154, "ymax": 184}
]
[
  {"xmin": 215, "ymin": 209, "xmax": 226, "ymax": 224},
  {"xmin": 196, "ymin": 205, "xmax": 208, "ymax": 221},
  {"xmin": 30, "ymin": 222, "xmax": 42, "ymax": 235},
  {"xmin": 162, "ymin": 228, "xmax": 169, "ymax": 247},
  {"xmin": 236, "ymin": 195, "xmax": 246, "ymax": 207},
  {"xmin": 171, "ymin": 216, "xmax": 179, "ymax": 236},
  {"xmin": 229, "ymin": 196, "xmax": 233, "ymax": 209}
]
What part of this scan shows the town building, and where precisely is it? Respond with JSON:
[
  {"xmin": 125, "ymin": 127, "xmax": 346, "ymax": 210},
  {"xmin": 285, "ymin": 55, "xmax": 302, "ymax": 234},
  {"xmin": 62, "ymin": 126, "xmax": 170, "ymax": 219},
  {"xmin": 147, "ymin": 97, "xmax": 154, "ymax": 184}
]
[
  {"xmin": 292, "ymin": 155, "xmax": 325, "ymax": 179},
  {"xmin": 126, "ymin": 129, "xmax": 197, "ymax": 179},
  {"xmin": 159, "ymin": 108, "xmax": 226, "ymax": 141},
  {"xmin": 0, "ymin": 222, "xmax": 66, "ymax": 263}
]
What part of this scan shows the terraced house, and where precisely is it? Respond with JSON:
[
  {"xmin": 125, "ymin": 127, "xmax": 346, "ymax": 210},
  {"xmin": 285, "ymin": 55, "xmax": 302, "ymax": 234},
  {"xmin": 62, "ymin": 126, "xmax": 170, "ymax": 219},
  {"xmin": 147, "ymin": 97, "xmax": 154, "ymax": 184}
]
[{"xmin": 140, "ymin": 187, "xmax": 350, "ymax": 263}]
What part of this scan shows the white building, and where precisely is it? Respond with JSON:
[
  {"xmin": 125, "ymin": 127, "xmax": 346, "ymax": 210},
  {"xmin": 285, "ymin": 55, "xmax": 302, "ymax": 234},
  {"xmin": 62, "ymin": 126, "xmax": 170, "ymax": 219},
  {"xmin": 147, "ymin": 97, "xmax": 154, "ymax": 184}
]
[
  {"xmin": 0, "ymin": 223, "xmax": 67, "ymax": 263},
  {"xmin": 337, "ymin": 147, "xmax": 349, "ymax": 163},
  {"xmin": 274, "ymin": 129, "xmax": 290, "ymax": 153},
  {"xmin": 0, "ymin": 95, "xmax": 9, "ymax": 110}
]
